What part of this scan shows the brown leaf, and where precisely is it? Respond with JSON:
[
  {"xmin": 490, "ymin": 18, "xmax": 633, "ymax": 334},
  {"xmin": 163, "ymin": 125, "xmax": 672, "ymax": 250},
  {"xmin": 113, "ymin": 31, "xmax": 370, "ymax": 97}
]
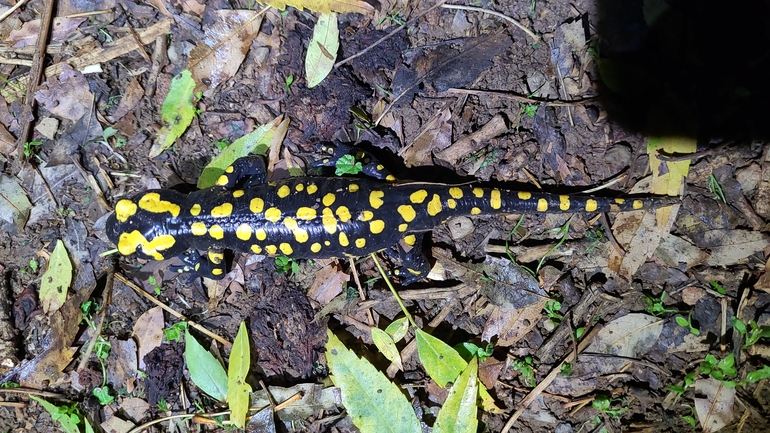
[
  {"xmin": 34, "ymin": 64, "xmax": 93, "ymax": 122},
  {"xmin": 694, "ymin": 378, "xmax": 735, "ymax": 433},
  {"xmin": 5, "ymin": 18, "xmax": 85, "ymax": 48},
  {"xmin": 307, "ymin": 259, "xmax": 348, "ymax": 305},
  {"xmin": 133, "ymin": 306, "xmax": 164, "ymax": 370},
  {"xmin": 108, "ymin": 76, "xmax": 144, "ymax": 123},
  {"xmin": 255, "ymin": 0, "xmax": 374, "ymax": 14}
]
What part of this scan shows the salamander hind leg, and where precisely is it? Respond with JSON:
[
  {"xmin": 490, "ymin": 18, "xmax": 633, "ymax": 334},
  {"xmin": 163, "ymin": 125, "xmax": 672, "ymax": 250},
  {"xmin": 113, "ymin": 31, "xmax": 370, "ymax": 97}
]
[
  {"xmin": 170, "ymin": 249, "xmax": 227, "ymax": 280},
  {"xmin": 394, "ymin": 233, "xmax": 431, "ymax": 285},
  {"xmin": 214, "ymin": 156, "xmax": 267, "ymax": 189}
]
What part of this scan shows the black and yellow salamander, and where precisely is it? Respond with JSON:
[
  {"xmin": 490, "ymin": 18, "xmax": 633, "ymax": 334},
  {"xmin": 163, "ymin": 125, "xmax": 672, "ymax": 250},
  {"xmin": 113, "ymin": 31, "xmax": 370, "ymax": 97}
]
[{"xmin": 105, "ymin": 144, "xmax": 677, "ymax": 284}]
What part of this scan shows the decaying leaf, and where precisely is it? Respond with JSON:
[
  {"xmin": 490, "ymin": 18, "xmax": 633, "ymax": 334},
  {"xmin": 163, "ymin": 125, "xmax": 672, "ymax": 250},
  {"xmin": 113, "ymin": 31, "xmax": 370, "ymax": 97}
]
[
  {"xmin": 697, "ymin": 229, "xmax": 770, "ymax": 266},
  {"xmin": 189, "ymin": 10, "xmax": 264, "ymax": 95},
  {"xmin": 40, "ymin": 240, "xmax": 72, "ymax": 314},
  {"xmin": 0, "ymin": 175, "xmax": 32, "ymax": 234},
  {"xmin": 133, "ymin": 306, "xmax": 164, "ymax": 371},
  {"xmin": 149, "ymin": 70, "xmax": 196, "ymax": 158},
  {"xmin": 586, "ymin": 313, "xmax": 663, "ymax": 357},
  {"xmin": 694, "ymin": 377, "xmax": 735, "ymax": 433},
  {"xmin": 306, "ymin": 13, "xmax": 339, "ymax": 88},
  {"xmin": 34, "ymin": 64, "xmax": 93, "ymax": 122},
  {"xmin": 254, "ymin": 0, "xmax": 373, "ymax": 14}
]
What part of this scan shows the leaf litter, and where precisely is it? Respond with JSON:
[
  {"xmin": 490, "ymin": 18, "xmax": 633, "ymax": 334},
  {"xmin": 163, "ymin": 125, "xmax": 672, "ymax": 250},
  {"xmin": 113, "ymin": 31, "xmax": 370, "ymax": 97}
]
[{"xmin": 1, "ymin": 1, "xmax": 770, "ymax": 432}]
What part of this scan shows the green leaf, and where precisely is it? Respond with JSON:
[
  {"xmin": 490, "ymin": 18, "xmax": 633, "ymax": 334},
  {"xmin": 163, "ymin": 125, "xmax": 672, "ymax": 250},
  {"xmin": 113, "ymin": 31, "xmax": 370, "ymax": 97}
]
[
  {"xmin": 745, "ymin": 365, "xmax": 770, "ymax": 383},
  {"xmin": 371, "ymin": 327, "xmax": 402, "ymax": 370},
  {"xmin": 675, "ymin": 316, "xmax": 689, "ymax": 327},
  {"xmin": 305, "ymin": 13, "xmax": 339, "ymax": 88},
  {"xmin": 415, "ymin": 329, "xmax": 466, "ymax": 388},
  {"xmin": 185, "ymin": 330, "xmax": 228, "ymax": 402},
  {"xmin": 384, "ymin": 317, "xmax": 409, "ymax": 343},
  {"xmin": 228, "ymin": 322, "xmax": 252, "ymax": 428},
  {"xmin": 334, "ymin": 154, "xmax": 363, "ymax": 176},
  {"xmin": 149, "ymin": 70, "xmax": 196, "ymax": 158},
  {"xmin": 197, "ymin": 115, "xmax": 287, "ymax": 188},
  {"xmin": 732, "ymin": 317, "xmax": 746, "ymax": 335},
  {"xmin": 29, "ymin": 396, "xmax": 82, "ymax": 433},
  {"xmin": 326, "ymin": 329, "xmax": 420, "ymax": 433},
  {"xmin": 40, "ymin": 240, "xmax": 72, "ymax": 313},
  {"xmin": 433, "ymin": 357, "xmax": 479, "ymax": 433}
]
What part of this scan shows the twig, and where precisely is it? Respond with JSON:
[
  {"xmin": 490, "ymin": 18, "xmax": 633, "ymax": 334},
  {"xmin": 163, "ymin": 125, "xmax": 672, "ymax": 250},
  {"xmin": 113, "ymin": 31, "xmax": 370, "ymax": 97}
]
[
  {"xmin": 14, "ymin": 0, "xmax": 55, "ymax": 156},
  {"xmin": 335, "ymin": 0, "xmax": 448, "ymax": 69},
  {"xmin": 442, "ymin": 4, "xmax": 540, "ymax": 43},
  {"xmin": 0, "ymin": 0, "xmax": 30, "ymax": 23},
  {"xmin": 446, "ymin": 87, "xmax": 599, "ymax": 106}
]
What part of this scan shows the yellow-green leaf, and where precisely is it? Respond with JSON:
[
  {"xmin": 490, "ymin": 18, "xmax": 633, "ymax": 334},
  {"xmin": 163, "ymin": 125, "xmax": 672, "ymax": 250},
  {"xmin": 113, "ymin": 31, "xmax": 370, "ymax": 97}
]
[
  {"xmin": 305, "ymin": 13, "xmax": 339, "ymax": 88},
  {"xmin": 434, "ymin": 357, "xmax": 479, "ymax": 433},
  {"xmin": 384, "ymin": 317, "xmax": 409, "ymax": 343},
  {"xmin": 326, "ymin": 329, "xmax": 420, "ymax": 433},
  {"xmin": 228, "ymin": 322, "xmax": 252, "ymax": 428},
  {"xmin": 197, "ymin": 115, "xmax": 287, "ymax": 189},
  {"xmin": 415, "ymin": 329, "xmax": 466, "ymax": 388},
  {"xmin": 184, "ymin": 331, "xmax": 228, "ymax": 402},
  {"xmin": 371, "ymin": 327, "xmax": 402, "ymax": 371},
  {"xmin": 40, "ymin": 240, "xmax": 72, "ymax": 314},
  {"xmin": 149, "ymin": 70, "xmax": 197, "ymax": 158},
  {"xmin": 254, "ymin": 0, "xmax": 373, "ymax": 14},
  {"xmin": 0, "ymin": 175, "xmax": 31, "ymax": 234}
]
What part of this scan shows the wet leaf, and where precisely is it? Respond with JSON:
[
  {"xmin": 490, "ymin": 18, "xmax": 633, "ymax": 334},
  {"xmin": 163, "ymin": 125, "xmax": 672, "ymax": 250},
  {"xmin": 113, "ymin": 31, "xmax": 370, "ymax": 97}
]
[
  {"xmin": 228, "ymin": 322, "xmax": 252, "ymax": 428},
  {"xmin": 0, "ymin": 175, "xmax": 32, "ymax": 234},
  {"xmin": 40, "ymin": 240, "xmax": 72, "ymax": 314},
  {"xmin": 694, "ymin": 377, "xmax": 735, "ymax": 433},
  {"xmin": 415, "ymin": 329, "xmax": 466, "ymax": 388},
  {"xmin": 586, "ymin": 313, "xmax": 663, "ymax": 357},
  {"xmin": 29, "ymin": 396, "xmax": 85, "ymax": 433},
  {"xmin": 185, "ymin": 330, "xmax": 228, "ymax": 402},
  {"xmin": 198, "ymin": 115, "xmax": 288, "ymax": 189},
  {"xmin": 385, "ymin": 318, "xmax": 409, "ymax": 343},
  {"xmin": 434, "ymin": 357, "xmax": 478, "ymax": 433},
  {"xmin": 149, "ymin": 70, "xmax": 196, "ymax": 158},
  {"xmin": 306, "ymin": 13, "xmax": 339, "ymax": 88},
  {"xmin": 254, "ymin": 0, "xmax": 373, "ymax": 14},
  {"xmin": 189, "ymin": 10, "xmax": 264, "ymax": 94},
  {"xmin": 133, "ymin": 307, "xmax": 164, "ymax": 371},
  {"xmin": 326, "ymin": 329, "xmax": 421, "ymax": 433},
  {"xmin": 371, "ymin": 327, "xmax": 402, "ymax": 371}
]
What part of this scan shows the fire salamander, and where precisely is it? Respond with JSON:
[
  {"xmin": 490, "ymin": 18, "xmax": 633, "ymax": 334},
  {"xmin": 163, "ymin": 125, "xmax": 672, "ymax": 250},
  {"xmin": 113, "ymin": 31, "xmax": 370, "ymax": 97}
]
[{"xmin": 105, "ymin": 143, "xmax": 677, "ymax": 284}]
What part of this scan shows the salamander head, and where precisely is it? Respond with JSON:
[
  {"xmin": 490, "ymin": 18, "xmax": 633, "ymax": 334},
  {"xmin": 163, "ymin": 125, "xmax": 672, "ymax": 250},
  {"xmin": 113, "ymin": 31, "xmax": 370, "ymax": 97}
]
[{"xmin": 105, "ymin": 190, "xmax": 188, "ymax": 261}]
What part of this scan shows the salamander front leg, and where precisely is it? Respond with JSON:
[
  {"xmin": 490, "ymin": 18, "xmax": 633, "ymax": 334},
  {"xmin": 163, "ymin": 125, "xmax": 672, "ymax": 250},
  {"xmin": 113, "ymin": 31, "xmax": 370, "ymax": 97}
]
[
  {"xmin": 312, "ymin": 140, "xmax": 396, "ymax": 181},
  {"xmin": 393, "ymin": 233, "xmax": 430, "ymax": 285},
  {"xmin": 214, "ymin": 156, "xmax": 267, "ymax": 189},
  {"xmin": 170, "ymin": 249, "xmax": 227, "ymax": 280}
]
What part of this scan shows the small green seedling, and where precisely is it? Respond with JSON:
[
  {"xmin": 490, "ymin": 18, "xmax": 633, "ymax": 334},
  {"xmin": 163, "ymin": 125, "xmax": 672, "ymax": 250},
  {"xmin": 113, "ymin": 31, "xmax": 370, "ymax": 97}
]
[
  {"xmin": 592, "ymin": 393, "xmax": 628, "ymax": 418},
  {"xmin": 560, "ymin": 362, "xmax": 573, "ymax": 376},
  {"xmin": 709, "ymin": 281, "xmax": 726, "ymax": 295},
  {"xmin": 212, "ymin": 138, "xmax": 229, "ymax": 151},
  {"xmin": 699, "ymin": 353, "xmax": 737, "ymax": 382},
  {"xmin": 732, "ymin": 318, "xmax": 770, "ymax": 348},
  {"xmin": 708, "ymin": 174, "xmax": 726, "ymax": 203},
  {"xmin": 574, "ymin": 327, "xmax": 585, "ymax": 339},
  {"xmin": 454, "ymin": 342, "xmax": 494, "ymax": 362},
  {"xmin": 334, "ymin": 154, "xmax": 363, "ymax": 176},
  {"xmin": 92, "ymin": 336, "xmax": 114, "ymax": 405},
  {"xmin": 585, "ymin": 226, "xmax": 604, "ymax": 254},
  {"xmin": 644, "ymin": 291, "xmax": 678, "ymax": 316},
  {"xmin": 543, "ymin": 300, "xmax": 563, "ymax": 325},
  {"xmin": 80, "ymin": 301, "xmax": 100, "ymax": 329},
  {"xmin": 274, "ymin": 255, "xmax": 299, "ymax": 275},
  {"xmin": 29, "ymin": 396, "xmax": 92, "ymax": 433},
  {"xmin": 666, "ymin": 370, "xmax": 696, "ymax": 402},
  {"xmin": 157, "ymin": 398, "xmax": 169, "ymax": 412},
  {"xmin": 511, "ymin": 356, "xmax": 536, "ymax": 387},
  {"xmin": 22, "ymin": 140, "xmax": 41, "ymax": 159},
  {"xmin": 284, "ymin": 74, "xmax": 294, "ymax": 92},
  {"xmin": 163, "ymin": 322, "xmax": 188, "ymax": 342},
  {"xmin": 148, "ymin": 276, "xmax": 162, "ymax": 296},
  {"xmin": 680, "ymin": 404, "xmax": 697, "ymax": 428},
  {"xmin": 675, "ymin": 313, "xmax": 700, "ymax": 335}
]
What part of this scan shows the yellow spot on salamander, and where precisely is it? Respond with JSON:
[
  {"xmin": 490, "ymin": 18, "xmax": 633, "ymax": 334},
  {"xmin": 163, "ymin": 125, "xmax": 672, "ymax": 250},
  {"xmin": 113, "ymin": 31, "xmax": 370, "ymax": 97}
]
[
  {"xmin": 324, "ymin": 240, "xmax": 330, "ymax": 246},
  {"xmin": 191, "ymin": 222, "xmax": 207, "ymax": 236},
  {"xmin": 427, "ymin": 194, "xmax": 442, "ymax": 216},
  {"xmin": 115, "ymin": 199, "xmax": 137, "ymax": 222},
  {"xmin": 447, "ymin": 198, "xmax": 457, "ymax": 209},
  {"xmin": 284, "ymin": 217, "xmax": 298, "ymax": 230},
  {"xmin": 338, "ymin": 232, "xmax": 349, "ymax": 247},
  {"xmin": 559, "ymin": 195, "xmax": 570, "ymax": 211},
  {"xmin": 138, "ymin": 192, "xmax": 181, "ymax": 217},
  {"xmin": 370, "ymin": 220, "xmax": 385, "ymax": 234},
  {"xmin": 360, "ymin": 210, "xmax": 374, "ymax": 221},
  {"xmin": 398, "ymin": 223, "xmax": 408, "ymax": 232},
  {"xmin": 449, "ymin": 187, "xmax": 463, "ymax": 199},
  {"xmin": 236, "ymin": 223, "xmax": 252, "ymax": 241},
  {"xmin": 255, "ymin": 229, "xmax": 267, "ymax": 241},
  {"xmin": 212, "ymin": 268, "xmax": 223, "ymax": 276},
  {"xmin": 310, "ymin": 242, "xmax": 322, "ymax": 253},
  {"xmin": 216, "ymin": 175, "xmax": 229, "ymax": 186},
  {"xmin": 118, "ymin": 231, "xmax": 175, "ymax": 260},
  {"xmin": 386, "ymin": 174, "xmax": 396, "ymax": 182},
  {"xmin": 293, "ymin": 227, "xmax": 309, "ymax": 243},
  {"xmin": 208, "ymin": 251, "xmax": 224, "ymax": 264},
  {"xmin": 369, "ymin": 190, "xmax": 384, "ymax": 208},
  {"xmin": 279, "ymin": 243, "xmax": 293, "ymax": 255},
  {"xmin": 211, "ymin": 203, "xmax": 233, "ymax": 217},
  {"xmin": 225, "ymin": 165, "xmax": 234, "ymax": 173},
  {"xmin": 397, "ymin": 205, "xmax": 416, "ymax": 222},
  {"xmin": 265, "ymin": 245, "xmax": 277, "ymax": 255},
  {"xmin": 296, "ymin": 207, "xmax": 317, "ymax": 220},
  {"xmin": 376, "ymin": 164, "xmax": 384, "ymax": 170},
  {"xmin": 209, "ymin": 225, "xmax": 224, "ymax": 240},
  {"xmin": 251, "ymin": 245, "xmax": 262, "ymax": 254},
  {"xmin": 537, "ymin": 198, "xmax": 548, "ymax": 212},
  {"xmin": 348, "ymin": 183, "xmax": 359, "ymax": 192},
  {"xmin": 189, "ymin": 203, "xmax": 201, "ymax": 216},
  {"xmin": 490, "ymin": 189, "xmax": 501, "ymax": 210},
  {"xmin": 277, "ymin": 185, "xmax": 291, "ymax": 198},
  {"xmin": 295, "ymin": 184, "xmax": 304, "ymax": 192},
  {"xmin": 322, "ymin": 208, "xmax": 337, "ymax": 234},
  {"xmin": 322, "ymin": 193, "xmax": 336, "ymax": 207},
  {"xmin": 306, "ymin": 184, "xmax": 318, "ymax": 194},
  {"xmin": 410, "ymin": 189, "xmax": 428, "ymax": 204},
  {"xmin": 336, "ymin": 206, "xmax": 352, "ymax": 222},
  {"xmin": 633, "ymin": 200, "xmax": 644, "ymax": 210},
  {"xmin": 473, "ymin": 187, "xmax": 484, "ymax": 198},
  {"xmin": 264, "ymin": 207, "xmax": 281, "ymax": 222},
  {"xmin": 615, "ymin": 198, "xmax": 626, "ymax": 205},
  {"xmin": 233, "ymin": 190, "xmax": 245, "ymax": 198},
  {"xmin": 403, "ymin": 234, "xmax": 416, "ymax": 246},
  {"xmin": 518, "ymin": 191, "xmax": 532, "ymax": 200},
  {"xmin": 355, "ymin": 238, "xmax": 366, "ymax": 248},
  {"xmin": 471, "ymin": 207, "xmax": 481, "ymax": 215},
  {"xmin": 250, "ymin": 197, "xmax": 264, "ymax": 213},
  {"xmin": 585, "ymin": 199, "xmax": 598, "ymax": 212}
]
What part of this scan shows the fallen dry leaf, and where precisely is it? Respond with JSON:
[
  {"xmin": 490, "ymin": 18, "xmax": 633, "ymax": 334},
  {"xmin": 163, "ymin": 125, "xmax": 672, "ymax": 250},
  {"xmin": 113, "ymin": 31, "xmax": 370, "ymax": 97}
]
[
  {"xmin": 5, "ymin": 17, "xmax": 85, "ymax": 48},
  {"xmin": 34, "ymin": 64, "xmax": 93, "ymax": 122},
  {"xmin": 307, "ymin": 260, "xmax": 348, "ymax": 305},
  {"xmin": 133, "ymin": 306, "xmax": 164, "ymax": 370},
  {"xmin": 694, "ymin": 377, "xmax": 735, "ymax": 433}
]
